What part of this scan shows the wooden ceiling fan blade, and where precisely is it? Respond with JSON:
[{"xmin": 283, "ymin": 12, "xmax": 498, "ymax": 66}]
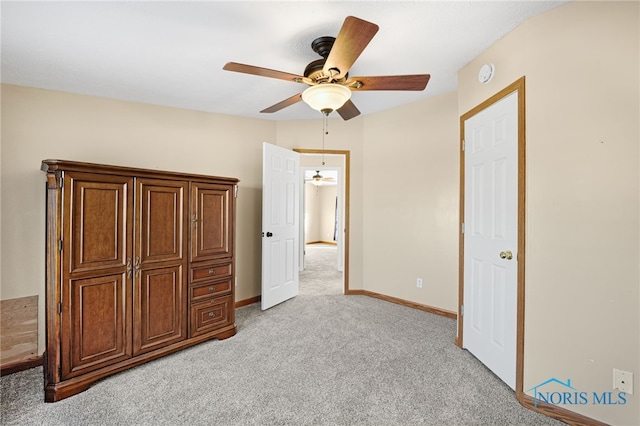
[
  {"xmin": 323, "ymin": 16, "xmax": 379, "ymax": 80},
  {"xmin": 347, "ymin": 74, "xmax": 431, "ymax": 91},
  {"xmin": 260, "ymin": 93, "xmax": 303, "ymax": 113},
  {"xmin": 337, "ymin": 99, "xmax": 361, "ymax": 121},
  {"xmin": 223, "ymin": 62, "xmax": 305, "ymax": 83}
]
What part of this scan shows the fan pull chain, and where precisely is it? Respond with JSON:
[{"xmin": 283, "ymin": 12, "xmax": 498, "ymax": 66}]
[{"xmin": 322, "ymin": 111, "xmax": 329, "ymax": 166}]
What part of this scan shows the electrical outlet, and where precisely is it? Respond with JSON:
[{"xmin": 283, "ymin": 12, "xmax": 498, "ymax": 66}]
[
  {"xmin": 416, "ymin": 278, "xmax": 423, "ymax": 288},
  {"xmin": 613, "ymin": 369, "xmax": 633, "ymax": 395}
]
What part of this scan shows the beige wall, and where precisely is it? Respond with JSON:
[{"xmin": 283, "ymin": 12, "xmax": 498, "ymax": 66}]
[
  {"xmin": 317, "ymin": 185, "xmax": 338, "ymax": 243},
  {"xmin": 276, "ymin": 93, "xmax": 459, "ymax": 309},
  {"xmin": 361, "ymin": 92, "xmax": 460, "ymax": 312},
  {"xmin": 1, "ymin": 2, "xmax": 638, "ymax": 424},
  {"xmin": 304, "ymin": 182, "xmax": 338, "ymax": 244},
  {"xmin": 457, "ymin": 2, "xmax": 639, "ymax": 424},
  {"xmin": 0, "ymin": 85, "xmax": 273, "ymax": 352},
  {"xmin": 304, "ymin": 182, "xmax": 321, "ymax": 243}
]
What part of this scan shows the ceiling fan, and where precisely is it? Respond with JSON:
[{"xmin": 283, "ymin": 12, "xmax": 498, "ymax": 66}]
[
  {"xmin": 223, "ymin": 16, "xmax": 431, "ymax": 120},
  {"xmin": 305, "ymin": 170, "xmax": 336, "ymax": 186}
]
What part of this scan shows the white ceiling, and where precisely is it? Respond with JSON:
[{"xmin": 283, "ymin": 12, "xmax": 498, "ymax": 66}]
[{"xmin": 1, "ymin": 1, "xmax": 567, "ymax": 121}]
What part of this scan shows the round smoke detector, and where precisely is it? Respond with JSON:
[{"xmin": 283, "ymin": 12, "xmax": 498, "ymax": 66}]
[{"xmin": 478, "ymin": 63, "xmax": 495, "ymax": 84}]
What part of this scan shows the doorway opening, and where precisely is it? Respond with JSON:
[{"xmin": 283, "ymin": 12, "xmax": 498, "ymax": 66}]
[{"xmin": 294, "ymin": 149, "xmax": 350, "ymax": 295}]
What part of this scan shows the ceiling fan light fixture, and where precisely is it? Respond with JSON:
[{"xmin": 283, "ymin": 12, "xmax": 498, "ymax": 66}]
[
  {"xmin": 311, "ymin": 171, "xmax": 323, "ymax": 186},
  {"xmin": 302, "ymin": 84, "xmax": 351, "ymax": 113}
]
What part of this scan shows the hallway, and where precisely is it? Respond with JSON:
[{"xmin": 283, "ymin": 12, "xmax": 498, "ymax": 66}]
[{"xmin": 299, "ymin": 244, "xmax": 343, "ymax": 296}]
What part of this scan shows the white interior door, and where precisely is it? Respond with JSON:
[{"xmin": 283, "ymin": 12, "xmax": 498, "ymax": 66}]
[
  {"xmin": 463, "ymin": 91, "xmax": 518, "ymax": 389},
  {"xmin": 262, "ymin": 142, "xmax": 300, "ymax": 310}
]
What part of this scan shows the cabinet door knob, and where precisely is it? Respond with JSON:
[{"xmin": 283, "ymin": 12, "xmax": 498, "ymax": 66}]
[
  {"xmin": 208, "ymin": 312, "xmax": 215, "ymax": 318},
  {"xmin": 134, "ymin": 257, "xmax": 141, "ymax": 277},
  {"xmin": 209, "ymin": 286, "xmax": 214, "ymax": 292},
  {"xmin": 209, "ymin": 268, "xmax": 215, "ymax": 275}
]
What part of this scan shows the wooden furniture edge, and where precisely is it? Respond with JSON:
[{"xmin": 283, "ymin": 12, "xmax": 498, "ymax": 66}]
[
  {"xmin": 41, "ymin": 159, "xmax": 239, "ymax": 185},
  {"xmin": 517, "ymin": 392, "xmax": 609, "ymax": 426},
  {"xmin": 346, "ymin": 289, "xmax": 457, "ymax": 319},
  {"xmin": 1, "ymin": 356, "xmax": 43, "ymax": 376}
]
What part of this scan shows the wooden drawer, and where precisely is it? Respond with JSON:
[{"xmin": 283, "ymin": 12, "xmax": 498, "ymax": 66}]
[
  {"xmin": 190, "ymin": 279, "xmax": 232, "ymax": 302},
  {"xmin": 190, "ymin": 295, "xmax": 234, "ymax": 338},
  {"xmin": 190, "ymin": 262, "xmax": 231, "ymax": 285}
]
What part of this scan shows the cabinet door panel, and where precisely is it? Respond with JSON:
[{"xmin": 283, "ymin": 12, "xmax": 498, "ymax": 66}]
[
  {"xmin": 191, "ymin": 183, "xmax": 232, "ymax": 262},
  {"xmin": 62, "ymin": 274, "xmax": 131, "ymax": 378},
  {"xmin": 134, "ymin": 179, "xmax": 188, "ymax": 355},
  {"xmin": 61, "ymin": 172, "xmax": 133, "ymax": 379},
  {"xmin": 64, "ymin": 172, "xmax": 132, "ymax": 274},
  {"xmin": 137, "ymin": 180, "xmax": 187, "ymax": 264},
  {"xmin": 134, "ymin": 266, "xmax": 186, "ymax": 355}
]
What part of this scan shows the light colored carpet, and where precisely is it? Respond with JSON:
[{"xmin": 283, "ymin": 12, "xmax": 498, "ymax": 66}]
[
  {"xmin": 300, "ymin": 243, "xmax": 343, "ymax": 296},
  {"xmin": 0, "ymin": 245, "xmax": 561, "ymax": 425}
]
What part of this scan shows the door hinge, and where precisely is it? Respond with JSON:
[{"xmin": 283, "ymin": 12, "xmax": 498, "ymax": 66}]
[
  {"xmin": 59, "ymin": 176, "xmax": 64, "ymax": 188},
  {"xmin": 58, "ymin": 302, "xmax": 62, "ymax": 314},
  {"xmin": 58, "ymin": 365, "xmax": 62, "ymax": 376},
  {"xmin": 461, "ymin": 305, "xmax": 464, "ymax": 316},
  {"xmin": 234, "ymin": 185, "xmax": 238, "ymax": 198},
  {"xmin": 58, "ymin": 239, "xmax": 63, "ymax": 252},
  {"xmin": 461, "ymin": 223, "xmax": 465, "ymax": 234},
  {"xmin": 462, "ymin": 140, "xmax": 465, "ymax": 151}
]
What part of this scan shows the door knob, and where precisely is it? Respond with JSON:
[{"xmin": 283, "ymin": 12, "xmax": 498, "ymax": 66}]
[
  {"xmin": 266, "ymin": 232, "xmax": 273, "ymax": 237},
  {"xmin": 499, "ymin": 251, "xmax": 513, "ymax": 260}
]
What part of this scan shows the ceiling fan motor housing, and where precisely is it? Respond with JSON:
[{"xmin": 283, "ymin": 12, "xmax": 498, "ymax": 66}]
[
  {"xmin": 304, "ymin": 59, "xmax": 326, "ymax": 80},
  {"xmin": 306, "ymin": 36, "xmax": 347, "ymax": 83},
  {"xmin": 311, "ymin": 36, "xmax": 335, "ymax": 58}
]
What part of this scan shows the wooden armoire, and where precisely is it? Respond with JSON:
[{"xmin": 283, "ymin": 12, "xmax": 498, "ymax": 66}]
[{"xmin": 41, "ymin": 160, "xmax": 238, "ymax": 402}]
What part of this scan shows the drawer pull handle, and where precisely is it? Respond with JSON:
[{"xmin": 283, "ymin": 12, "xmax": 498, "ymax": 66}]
[
  {"xmin": 209, "ymin": 286, "xmax": 215, "ymax": 292},
  {"xmin": 209, "ymin": 268, "xmax": 215, "ymax": 275},
  {"xmin": 208, "ymin": 312, "xmax": 215, "ymax": 318}
]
